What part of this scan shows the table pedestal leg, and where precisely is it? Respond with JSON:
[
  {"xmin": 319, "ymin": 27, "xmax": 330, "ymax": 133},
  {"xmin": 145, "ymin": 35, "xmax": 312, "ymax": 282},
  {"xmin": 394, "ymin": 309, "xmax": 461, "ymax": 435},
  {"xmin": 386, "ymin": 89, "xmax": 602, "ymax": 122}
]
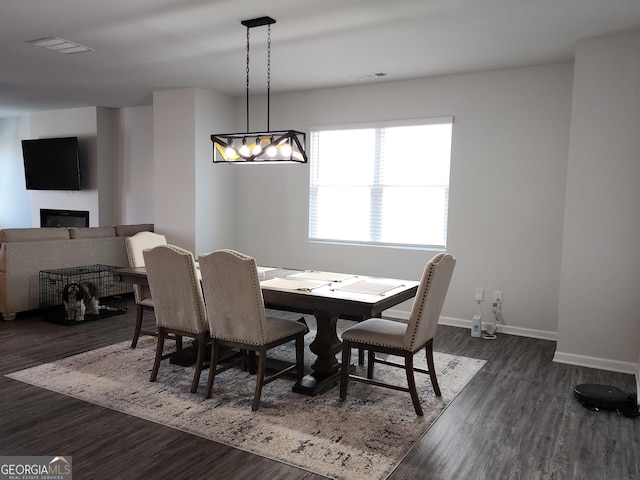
[{"xmin": 292, "ymin": 309, "xmax": 343, "ymax": 396}]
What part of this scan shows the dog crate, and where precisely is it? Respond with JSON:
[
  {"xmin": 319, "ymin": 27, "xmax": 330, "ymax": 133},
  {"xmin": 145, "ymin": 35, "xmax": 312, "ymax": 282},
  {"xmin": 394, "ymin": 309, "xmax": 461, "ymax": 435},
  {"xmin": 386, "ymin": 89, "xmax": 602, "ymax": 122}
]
[{"xmin": 39, "ymin": 264, "xmax": 128, "ymax": 324}]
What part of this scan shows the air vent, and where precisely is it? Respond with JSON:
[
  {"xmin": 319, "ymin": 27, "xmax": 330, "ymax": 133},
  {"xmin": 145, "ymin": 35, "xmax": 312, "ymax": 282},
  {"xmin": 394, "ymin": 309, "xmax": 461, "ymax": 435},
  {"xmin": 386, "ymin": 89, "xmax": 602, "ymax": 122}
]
[
  {"xmin": 349, "ymin": 72, "xmax": 388, "ymax": 80},
  {"xmin": 27, "ymin": 37, "xmax": 94, "ymax": 55}
]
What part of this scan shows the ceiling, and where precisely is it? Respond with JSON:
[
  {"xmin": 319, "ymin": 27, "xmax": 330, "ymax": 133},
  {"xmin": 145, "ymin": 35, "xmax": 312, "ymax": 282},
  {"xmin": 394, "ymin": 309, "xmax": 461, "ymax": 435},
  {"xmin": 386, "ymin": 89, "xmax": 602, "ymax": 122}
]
[{"xmin": 2, "ymin": 0, "xmax": 640, "ymax": 118}]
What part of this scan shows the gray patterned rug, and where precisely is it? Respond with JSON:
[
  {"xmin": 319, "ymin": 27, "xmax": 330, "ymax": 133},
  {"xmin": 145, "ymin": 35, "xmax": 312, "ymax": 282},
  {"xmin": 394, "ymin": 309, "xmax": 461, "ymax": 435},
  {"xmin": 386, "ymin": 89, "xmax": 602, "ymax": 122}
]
[{"xmin": 6, "ymin": 319, "xmax": 485, "ymax": 480}]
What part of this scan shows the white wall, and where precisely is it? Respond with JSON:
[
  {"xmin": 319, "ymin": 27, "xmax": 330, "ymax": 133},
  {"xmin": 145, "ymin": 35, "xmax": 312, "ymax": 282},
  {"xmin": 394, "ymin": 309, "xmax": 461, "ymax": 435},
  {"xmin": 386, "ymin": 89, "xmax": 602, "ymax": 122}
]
[
  {"xmin": 114, "ymin": 106, "xmax": 154, "ymax": 225},
  {"xmin": 0, "ymin": 107, "xmax": 153, "ymax": 229},
  {"xmin": 0, "ymin": 116, "xmax": 31, "ymax": 227},
  {"xmin": 0, "ymin": 64, "xmax": 585, "ymax": 344},
  {"xmin": 233, "ymin": 64, "xmax": 574, "ymax": 338},
  {"xmin": 153, "ymin": 89, "xmax": 197, "ymax": 250},
  {"xmin": 153, "ymin": 88, "xmax": 236, "ymax": 254},
  {"xmin": 555, "ymin": 31, "xmax": 640, "ymax": 373},
  {"xmin": 194, "ymin": 88, "xmax": 237, "ymax": 257},
  {"xmin": 24, "ymin": 107, "xmax": 125, "ymax": 226},
  {"xmin": 97, "ymin": 108, "xmax": 116, "ymax": 225}
]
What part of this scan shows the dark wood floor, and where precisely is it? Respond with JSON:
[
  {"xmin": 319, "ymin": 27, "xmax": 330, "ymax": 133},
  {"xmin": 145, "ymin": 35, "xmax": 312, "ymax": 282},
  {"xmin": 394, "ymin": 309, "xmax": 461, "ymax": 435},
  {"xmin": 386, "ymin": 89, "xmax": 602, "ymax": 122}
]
[{"xmin": 1, "ymin": 299, "xmax": 638, "ymax": 479}]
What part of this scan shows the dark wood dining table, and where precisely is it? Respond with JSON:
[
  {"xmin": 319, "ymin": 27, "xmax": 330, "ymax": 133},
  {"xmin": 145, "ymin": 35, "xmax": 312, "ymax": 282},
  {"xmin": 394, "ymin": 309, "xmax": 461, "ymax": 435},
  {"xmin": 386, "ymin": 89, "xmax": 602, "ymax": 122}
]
[{"xmin": 113, "ymin": 265, "xmax": 419, "ymax": 396}]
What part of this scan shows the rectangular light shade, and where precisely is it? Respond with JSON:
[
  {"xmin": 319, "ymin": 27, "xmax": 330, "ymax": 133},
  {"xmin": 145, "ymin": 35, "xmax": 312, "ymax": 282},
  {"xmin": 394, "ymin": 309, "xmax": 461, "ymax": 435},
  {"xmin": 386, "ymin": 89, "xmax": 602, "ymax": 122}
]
[{"xmin": 211, "ymin": 130, "xmax": 307, "ymax": 163}]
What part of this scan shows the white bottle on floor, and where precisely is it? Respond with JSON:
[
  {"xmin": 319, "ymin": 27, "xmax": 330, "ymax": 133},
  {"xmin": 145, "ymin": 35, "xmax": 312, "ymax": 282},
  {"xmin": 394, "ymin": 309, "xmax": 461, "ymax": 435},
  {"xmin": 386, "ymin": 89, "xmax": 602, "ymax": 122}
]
[{"xmin": 471, "ymin": 314, "xmax": 482, "ymax": 337}]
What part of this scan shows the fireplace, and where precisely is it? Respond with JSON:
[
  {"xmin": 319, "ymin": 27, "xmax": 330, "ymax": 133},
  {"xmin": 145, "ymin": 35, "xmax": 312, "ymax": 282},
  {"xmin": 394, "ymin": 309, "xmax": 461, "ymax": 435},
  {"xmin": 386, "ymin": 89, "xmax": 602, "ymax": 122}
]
[{"xmin": 40, "ymin": 209, "xmax": 89, "ymax": 228}]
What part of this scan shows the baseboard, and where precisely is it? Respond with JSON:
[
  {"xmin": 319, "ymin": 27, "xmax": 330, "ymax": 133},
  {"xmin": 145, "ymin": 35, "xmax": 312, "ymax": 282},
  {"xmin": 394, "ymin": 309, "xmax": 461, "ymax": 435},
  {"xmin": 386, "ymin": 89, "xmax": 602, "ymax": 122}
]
[
  {"xmin": 385, "ymin": 310, "xmax": 638, "ymax": 381},
  {"xmin": 439, "ymin": 316, "xmax": 557, "ymax": 341},
  {"xmin": 384, "ymin": 310, "xmax": 640, "ymax": 379},
  {"xmin": 383, "ymin": 311, "xmax": 558, "ymax": 341},
  {"xmin": 553, "ymin": 351, "xmax": 638, "ymax": 375}
]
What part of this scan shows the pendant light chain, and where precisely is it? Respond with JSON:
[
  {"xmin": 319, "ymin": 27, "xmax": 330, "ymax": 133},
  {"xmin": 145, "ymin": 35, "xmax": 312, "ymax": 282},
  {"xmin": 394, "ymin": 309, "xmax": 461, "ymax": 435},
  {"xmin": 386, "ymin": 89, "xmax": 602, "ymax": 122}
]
[
  {"xmin": 267, "ymin": 24, "xmax": 271, "ymax": 131},
  {"xmin": 246, "ymin": 26, "xmax": 250, "ymax": 132}
]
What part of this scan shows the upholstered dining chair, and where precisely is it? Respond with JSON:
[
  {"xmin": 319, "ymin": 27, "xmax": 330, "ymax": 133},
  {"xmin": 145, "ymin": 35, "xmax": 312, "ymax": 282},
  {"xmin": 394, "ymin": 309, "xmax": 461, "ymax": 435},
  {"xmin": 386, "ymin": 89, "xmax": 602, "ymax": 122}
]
[
  {"xmin": 198, "ymin": 249, "xmax": 307, "ymax": 411},
  {"xmin": 143, "ymin": 244, "xmax": 209, "ymax": 393},
  {"xmin": 339, "ymin": 253, "xmax": 456, "ymax": 416},
  {"xmin": 125, "ymin": 231, "xmax": 167, "ymax": 348}
]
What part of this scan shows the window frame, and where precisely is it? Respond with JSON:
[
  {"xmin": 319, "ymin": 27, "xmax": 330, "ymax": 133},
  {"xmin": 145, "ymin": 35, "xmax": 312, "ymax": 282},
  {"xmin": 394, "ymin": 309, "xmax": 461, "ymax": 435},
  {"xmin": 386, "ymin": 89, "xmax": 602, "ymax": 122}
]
[{"xmin": 308, "ymin": 116, "xmax": 454, "ymax": 251}]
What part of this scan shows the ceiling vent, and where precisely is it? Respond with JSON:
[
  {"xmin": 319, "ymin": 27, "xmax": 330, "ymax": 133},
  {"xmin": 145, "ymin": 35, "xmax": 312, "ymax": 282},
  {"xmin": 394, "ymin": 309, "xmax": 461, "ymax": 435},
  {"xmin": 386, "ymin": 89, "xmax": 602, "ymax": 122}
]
[
  {"xmin": 27, "ymin": 37, "xmax": 93, "ymax": 55},
  {"xmin": 349, "ymin": 72, "xmax": 388, "ymax": 80}
]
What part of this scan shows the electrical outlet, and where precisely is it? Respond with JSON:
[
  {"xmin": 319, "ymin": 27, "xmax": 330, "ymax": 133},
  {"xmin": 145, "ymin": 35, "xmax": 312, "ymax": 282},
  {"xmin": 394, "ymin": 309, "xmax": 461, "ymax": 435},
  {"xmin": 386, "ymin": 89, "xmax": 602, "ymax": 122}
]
[
  {"xmin": 493, "ymin": 291, "xmax": 503, "ymax": 303},
  {"xmin": 474, "ymin": 288, "xmax": 484, "ymax": 302}
]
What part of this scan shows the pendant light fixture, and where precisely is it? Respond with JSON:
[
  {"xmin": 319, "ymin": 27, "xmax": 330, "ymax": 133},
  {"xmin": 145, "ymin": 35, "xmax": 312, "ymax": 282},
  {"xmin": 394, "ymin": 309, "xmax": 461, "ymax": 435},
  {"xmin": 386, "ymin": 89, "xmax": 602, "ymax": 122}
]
[{"xmin": 211, "ymin": 16, "xmax": 307, "ymax": 163}]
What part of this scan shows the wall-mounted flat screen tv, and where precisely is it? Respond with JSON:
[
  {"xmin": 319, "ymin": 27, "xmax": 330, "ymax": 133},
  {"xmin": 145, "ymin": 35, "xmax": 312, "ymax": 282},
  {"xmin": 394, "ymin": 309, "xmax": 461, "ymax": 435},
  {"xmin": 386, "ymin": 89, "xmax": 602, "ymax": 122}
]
[{"xmin": 22, "ymin": 136, "xmax": 82, "ymax": 191}]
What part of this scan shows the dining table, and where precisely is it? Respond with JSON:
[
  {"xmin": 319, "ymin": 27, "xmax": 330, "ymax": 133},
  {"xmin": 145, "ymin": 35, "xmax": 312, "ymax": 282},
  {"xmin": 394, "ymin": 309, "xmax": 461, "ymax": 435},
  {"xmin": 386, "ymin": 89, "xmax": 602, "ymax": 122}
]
[{"xmin": 113, "ymin": 265, "xmax": 419, "ymax": 396}]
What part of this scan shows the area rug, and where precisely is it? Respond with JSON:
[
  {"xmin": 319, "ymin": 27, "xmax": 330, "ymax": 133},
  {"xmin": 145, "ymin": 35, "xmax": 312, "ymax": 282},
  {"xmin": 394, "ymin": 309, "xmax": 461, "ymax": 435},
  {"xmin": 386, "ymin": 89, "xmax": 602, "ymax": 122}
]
[{"xmin": 6, "ymin": 320, "xmax": 485, "ymax": 480}]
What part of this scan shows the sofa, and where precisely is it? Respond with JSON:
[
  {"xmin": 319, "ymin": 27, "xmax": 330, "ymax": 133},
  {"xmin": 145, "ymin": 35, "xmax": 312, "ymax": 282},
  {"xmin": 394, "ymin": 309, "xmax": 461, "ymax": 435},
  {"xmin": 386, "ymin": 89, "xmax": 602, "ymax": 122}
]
[{"xmin": 0, "ymin": 224, "xmax": 154, "ymax": 320}]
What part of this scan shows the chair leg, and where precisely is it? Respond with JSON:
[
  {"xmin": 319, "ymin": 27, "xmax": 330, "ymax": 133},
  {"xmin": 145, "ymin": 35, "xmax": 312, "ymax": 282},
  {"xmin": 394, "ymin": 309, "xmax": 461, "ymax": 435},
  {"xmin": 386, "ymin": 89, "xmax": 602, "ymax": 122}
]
[
  {"xmin": 339, "ymin": 340, "xmax": 352, "ymax": 400},
  {"xmin": 358, "ymin": 347, "xmax": 365, "ymax": 366},
  {"xmin": 252, "ymin": 347, "xmax": 268, "ymax": 411},
  {"xmin": 367, "ymin": 349, "xmax": 375, "ymax": 379},
  {"xmin": 240, "ymin": 349, "xmax": 248, "ymax": 371},
  {"xmin": 131, "ymin": 304, "xmax": 144, "ymax": 348},
  {"xmin": 248, "ymin": 351, "xmax": 257, "ymax": 375},
  {"xmin": 150, "ymin": 326, "xmax": 166, "ymax": 382},
  {"xmin": 191, "ymin": 332, "xmax": 207, "ymax": 393},
  {"xmin": 295, "ymin": 334, "xmax": 305, "ymax": 381},
  {"xmin": 405, "ymin": 352, "xmax": 423, "ymax": 416},
  {"xmin": 425, "ymin": 339, "xmax": 441, "ymax": 396},
  {"xmin": 205, "ymin": 340, "xmax": 220, "ymax": 399}
]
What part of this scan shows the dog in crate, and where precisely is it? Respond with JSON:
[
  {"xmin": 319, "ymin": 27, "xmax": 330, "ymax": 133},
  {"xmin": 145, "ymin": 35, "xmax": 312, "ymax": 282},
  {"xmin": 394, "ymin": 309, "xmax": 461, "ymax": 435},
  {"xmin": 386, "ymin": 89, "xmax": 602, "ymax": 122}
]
[{"xmin": 62, "ymin": 281, "xmax": 100, "ymax": 321}]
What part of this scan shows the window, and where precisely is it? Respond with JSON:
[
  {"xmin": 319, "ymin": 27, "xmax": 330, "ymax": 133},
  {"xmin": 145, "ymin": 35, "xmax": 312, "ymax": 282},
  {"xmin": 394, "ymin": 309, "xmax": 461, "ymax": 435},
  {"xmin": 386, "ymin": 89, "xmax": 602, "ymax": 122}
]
[{"xmin": 309, "ymin": 117, "xmax": 453, "ymax": 250}]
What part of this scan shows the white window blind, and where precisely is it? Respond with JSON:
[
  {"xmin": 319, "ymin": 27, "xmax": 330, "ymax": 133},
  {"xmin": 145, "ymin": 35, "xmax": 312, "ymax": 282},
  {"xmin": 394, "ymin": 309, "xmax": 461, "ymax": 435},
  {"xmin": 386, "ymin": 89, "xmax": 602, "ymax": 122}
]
[{"xmin": 309, "ymin": 118, "xmax": 453, "ymax": 250}]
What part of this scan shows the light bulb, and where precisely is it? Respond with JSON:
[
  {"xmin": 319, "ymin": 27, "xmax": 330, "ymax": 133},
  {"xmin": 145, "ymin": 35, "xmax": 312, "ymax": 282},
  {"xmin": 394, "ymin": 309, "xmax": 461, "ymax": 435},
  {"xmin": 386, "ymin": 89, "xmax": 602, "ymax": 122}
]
[
  {"xmin": 252, "ymin": 143, "xmax": 262, "ymax": 155},
  {"xmin": 224, "ymin": 138, "xmax": 236, "ymax": 159},
  {"xmin": 280, "ymin": 143, "xmax": 293, "ymax": 157},
  {"xmin": 225, "ymin": 146, "xmax": 236, "ymax": 159},
  {"xmin": 263, "ymin": 137, "xmax": 276, "ymax": 157},
  {"xmin": 239, "ymin": 144, "xmax": 250, "ymax": 157}
]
